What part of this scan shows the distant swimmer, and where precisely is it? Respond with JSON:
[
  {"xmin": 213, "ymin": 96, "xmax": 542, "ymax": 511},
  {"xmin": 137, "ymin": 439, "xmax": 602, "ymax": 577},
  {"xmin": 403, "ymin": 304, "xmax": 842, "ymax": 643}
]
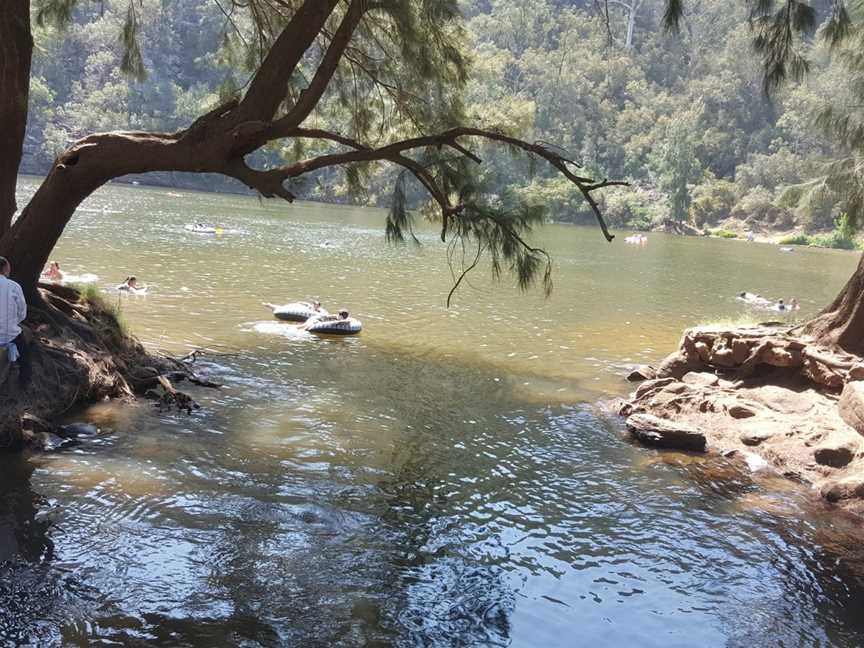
[
  {"xmin": 117, "ymin": 275, "xmax": 147, "ymax": 293},
  {"xmin": 737, "ymin": 292, "xmax": 771, "ymax": 306},
  {"xmin": 790, "ymin": 298, "xmax": 800, "ymax": 310},
  {"xmin": 41, "ymin": 260, "xmax": 65, "ymax": 282}
]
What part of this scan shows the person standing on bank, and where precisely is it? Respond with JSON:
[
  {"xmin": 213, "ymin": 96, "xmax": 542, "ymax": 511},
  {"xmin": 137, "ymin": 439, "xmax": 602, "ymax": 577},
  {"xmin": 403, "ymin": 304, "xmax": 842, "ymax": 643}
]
[{"xmin": 0, "ymin": 257, "xmax": 31, "ymax": 388}]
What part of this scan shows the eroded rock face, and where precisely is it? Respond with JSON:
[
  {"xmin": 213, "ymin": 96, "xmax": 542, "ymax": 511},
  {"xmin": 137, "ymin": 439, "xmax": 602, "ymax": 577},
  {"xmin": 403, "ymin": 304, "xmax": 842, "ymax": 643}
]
[
  {"xmin": 745, "ymin": 385, "xmax": 817, "ymax": 415},
  {"xmin": 727, "ymin": 404, "xmax": 757, "ymax": 419},
  {"xmin": 814, "ymin": 445, "xmax": 856, "ymax": 468},
  {"xmin": 619, "ymin": 324, "xmax": 864, "ymax": 517},
  {"xmin": 625, "ymin": 413, "xmax": 707, "ymax": 452},
  {"xmin": 838, "ymin": 381, "xmax": 864, "ymax": 436},
  {"xmin": 820, "ymin": 478, "xmax": 864, "ymax": 503}
]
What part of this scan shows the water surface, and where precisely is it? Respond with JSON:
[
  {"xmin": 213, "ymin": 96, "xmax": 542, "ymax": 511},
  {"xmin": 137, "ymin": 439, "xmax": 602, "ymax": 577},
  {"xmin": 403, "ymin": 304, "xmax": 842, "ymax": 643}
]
[{"xmin": 2, "ymin": 176, "xmax": 864, "ymax": 646}]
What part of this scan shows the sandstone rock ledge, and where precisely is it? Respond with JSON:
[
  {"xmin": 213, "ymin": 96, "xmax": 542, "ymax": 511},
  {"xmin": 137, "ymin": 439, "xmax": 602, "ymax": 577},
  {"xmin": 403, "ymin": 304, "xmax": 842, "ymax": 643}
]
[{"xmin": 619, "ymin": 324, "xmax": 864, "ymax": 517}]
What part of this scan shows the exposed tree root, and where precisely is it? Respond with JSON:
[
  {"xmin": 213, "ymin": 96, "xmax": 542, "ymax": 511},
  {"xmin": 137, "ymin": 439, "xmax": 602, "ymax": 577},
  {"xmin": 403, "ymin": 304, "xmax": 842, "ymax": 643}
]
[{"xmin": 0, "ymin": 283, "xmax": 217, "ymax": 451}]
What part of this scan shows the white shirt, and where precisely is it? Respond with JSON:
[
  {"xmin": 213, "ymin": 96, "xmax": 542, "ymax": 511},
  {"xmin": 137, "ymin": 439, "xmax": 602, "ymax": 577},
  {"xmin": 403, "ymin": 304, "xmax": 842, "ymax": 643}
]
[{"xmin": 0, "ymin": 275, "xmax": 26, "ymax": 344}]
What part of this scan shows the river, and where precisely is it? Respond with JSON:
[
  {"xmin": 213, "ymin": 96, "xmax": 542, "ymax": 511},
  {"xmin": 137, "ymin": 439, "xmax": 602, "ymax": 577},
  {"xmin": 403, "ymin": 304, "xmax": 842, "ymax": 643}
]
[{"xmin": 2, "ymin": 175, "xmax": 864, "ymax": 646}]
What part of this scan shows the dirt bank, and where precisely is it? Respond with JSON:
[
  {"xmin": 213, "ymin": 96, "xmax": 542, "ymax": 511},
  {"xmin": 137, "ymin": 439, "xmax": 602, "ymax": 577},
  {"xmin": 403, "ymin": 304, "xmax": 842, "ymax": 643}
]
[
  {"xmin": 619, "ymin": 324, "xmax": 864, "ymax": 518},
  {"xmin": 0, "ymin": 283, "xmax": 184, "ymax": 450}
]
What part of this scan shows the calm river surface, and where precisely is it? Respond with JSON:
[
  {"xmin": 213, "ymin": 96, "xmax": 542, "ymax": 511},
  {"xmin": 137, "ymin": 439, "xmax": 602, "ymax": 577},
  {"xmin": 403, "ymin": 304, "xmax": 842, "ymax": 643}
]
[{"xmin": 2, "ymin": 175, "xmax": 864, "ymax": 647}]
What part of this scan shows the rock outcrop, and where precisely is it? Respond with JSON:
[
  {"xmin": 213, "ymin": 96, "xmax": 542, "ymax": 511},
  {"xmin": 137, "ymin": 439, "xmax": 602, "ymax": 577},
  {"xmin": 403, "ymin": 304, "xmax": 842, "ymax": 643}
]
[
  {"xmin": 619, "ymin": 323, "xmax": 864, "ymax": 517},
  {"xmin": 625, "ymin": 413, "xmax": 707, "ymax": 452}
]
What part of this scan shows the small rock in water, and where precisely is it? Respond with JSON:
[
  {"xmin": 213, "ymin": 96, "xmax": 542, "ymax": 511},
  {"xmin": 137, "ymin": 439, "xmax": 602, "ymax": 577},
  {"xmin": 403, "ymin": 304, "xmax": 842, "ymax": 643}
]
[
  {"xmin": 626, "ymin": 365, "xmax": 656, "ymax": 382},
  {"xmin": 56, "ymin": 422, "xmax": 99, "ymax": 438},
  {"xmin": 625, "ymin": 413, "xmax": 707, "ymax": 452},
  {"xmin": 31, "ymin": 432, "xmax": 68, "ymax": 452}
]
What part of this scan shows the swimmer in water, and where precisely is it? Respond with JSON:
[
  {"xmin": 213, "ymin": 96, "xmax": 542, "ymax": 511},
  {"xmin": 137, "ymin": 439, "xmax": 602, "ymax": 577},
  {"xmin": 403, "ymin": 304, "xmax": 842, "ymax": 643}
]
[
  {"xmin": 42, "ymin": 261, "xmax": 64, "ymax": 282},
  {"xmin": 118, "ymin": 276, "xmax": 143, "ymax": 291}
]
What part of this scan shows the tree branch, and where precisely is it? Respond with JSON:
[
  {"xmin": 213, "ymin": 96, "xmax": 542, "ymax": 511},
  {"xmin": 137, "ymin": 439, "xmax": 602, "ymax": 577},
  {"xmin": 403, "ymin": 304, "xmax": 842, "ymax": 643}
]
[
  {"xmin": 255, "ymin": 126, "xmax": 621, "ymax": 241},
  {"xmin": 276, "ymin": 0, "xmax": 373, "ymax": 131},
  {"xmin": 233, "ymin": 0, "xmax": 341, "ymax": 124},
  {"xmin": 223, "ymin": 158, "xmax": 297, "ymax": 201}
]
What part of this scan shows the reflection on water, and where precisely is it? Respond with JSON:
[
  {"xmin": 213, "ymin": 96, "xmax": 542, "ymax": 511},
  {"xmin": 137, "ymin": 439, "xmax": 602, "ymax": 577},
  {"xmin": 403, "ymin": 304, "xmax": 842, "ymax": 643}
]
[{"xmin": 2, "ymin": 177, "xmax": 864, "ymax": 646}]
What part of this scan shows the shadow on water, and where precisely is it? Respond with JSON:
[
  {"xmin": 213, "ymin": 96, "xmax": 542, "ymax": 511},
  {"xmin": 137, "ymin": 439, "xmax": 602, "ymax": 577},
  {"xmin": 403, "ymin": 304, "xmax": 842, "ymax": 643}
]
[
  {"xmin": 3, "ymin": 347, "xmax": 864, "ymax": 646},
  {"xmin": 0, "ymin": 454, "xmax": 58, "ymax": 646}
]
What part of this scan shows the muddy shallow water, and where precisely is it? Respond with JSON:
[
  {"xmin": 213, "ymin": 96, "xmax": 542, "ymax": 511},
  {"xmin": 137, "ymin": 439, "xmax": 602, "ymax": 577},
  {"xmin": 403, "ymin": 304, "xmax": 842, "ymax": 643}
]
[{"xmin": 2, "ymin": 176, "xmax": 864, "ymax": 646}]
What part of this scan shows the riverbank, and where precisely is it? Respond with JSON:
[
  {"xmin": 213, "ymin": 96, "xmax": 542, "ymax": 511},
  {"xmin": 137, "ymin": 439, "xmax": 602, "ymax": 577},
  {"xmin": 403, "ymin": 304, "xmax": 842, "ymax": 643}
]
[
  {"xmin": 0, "ymin": 283, "xmax": 180, "ymax": 450},
  {"xmin": 619, "ymin": 324, "xmax": 864, "ymax": 518}
]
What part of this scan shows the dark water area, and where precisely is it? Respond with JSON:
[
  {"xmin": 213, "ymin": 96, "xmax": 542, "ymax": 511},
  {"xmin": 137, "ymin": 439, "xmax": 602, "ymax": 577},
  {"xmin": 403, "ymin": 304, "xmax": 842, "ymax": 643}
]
[{"xmin": 3, "ymin": 178, "xmax": 864, "ymax": 646}]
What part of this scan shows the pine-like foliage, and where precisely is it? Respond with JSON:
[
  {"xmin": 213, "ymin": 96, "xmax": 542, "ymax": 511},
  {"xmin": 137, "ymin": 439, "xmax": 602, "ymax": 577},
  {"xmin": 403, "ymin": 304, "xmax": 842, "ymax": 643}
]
[{"xmin": 32, "ymin": 0, "xmax": 564, "ymax": 301}]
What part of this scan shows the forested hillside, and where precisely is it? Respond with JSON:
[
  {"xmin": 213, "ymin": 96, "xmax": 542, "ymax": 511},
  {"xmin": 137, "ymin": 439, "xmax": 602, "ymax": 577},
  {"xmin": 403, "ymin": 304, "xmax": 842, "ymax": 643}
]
[{"xmin": 22, "ymin": 0, "xmax": 847, "ymax": 233}]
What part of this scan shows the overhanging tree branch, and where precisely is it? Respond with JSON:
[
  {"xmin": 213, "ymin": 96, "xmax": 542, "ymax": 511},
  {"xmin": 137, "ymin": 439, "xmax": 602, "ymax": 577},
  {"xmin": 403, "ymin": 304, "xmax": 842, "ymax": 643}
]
[{"xmin": 237, "ymin": 126, "xmax": 625, "ymax": 242}]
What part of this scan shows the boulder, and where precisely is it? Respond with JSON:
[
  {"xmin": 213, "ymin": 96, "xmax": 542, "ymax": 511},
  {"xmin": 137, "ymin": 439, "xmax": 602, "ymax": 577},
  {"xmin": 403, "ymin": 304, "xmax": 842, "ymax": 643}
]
[
  {"xmin": 838, "ymin": 381, "xmax": 864, "ymax": 436},
  {"xmin": 625, "ymin": 413, "xmax": 707, "ymax": 452},
  {"xmin": 661, "ymin": 382, "xmax": 689, "ymax": 395},
  {"xmin": 634, "ymin": 377, "xmax": 676, "ymax": 400},
  {"xmin": 657, "ymin": 351, "xmax": 703, "ymax": 380},
  {"xmin": 626, "ymin": 365, "xmax": 657, "ymax": 382},
  {"xmin": 740, "ymin": 429, "xmax": 773, "ymax": 446},
  {"xmin": 682, "ymin": 372, "xmax": 719, "ymax": 388}
]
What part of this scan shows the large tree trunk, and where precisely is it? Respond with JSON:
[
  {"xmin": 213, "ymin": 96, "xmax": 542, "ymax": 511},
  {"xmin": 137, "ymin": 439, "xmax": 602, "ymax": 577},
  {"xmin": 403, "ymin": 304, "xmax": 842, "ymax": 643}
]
[
  {"xmin": 0, "ymin": 0, "xmax": 33, "ymax": 237},
  {"xmin": 798, "ymin": 252, "xmax": 864, "ymax": 354}
]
